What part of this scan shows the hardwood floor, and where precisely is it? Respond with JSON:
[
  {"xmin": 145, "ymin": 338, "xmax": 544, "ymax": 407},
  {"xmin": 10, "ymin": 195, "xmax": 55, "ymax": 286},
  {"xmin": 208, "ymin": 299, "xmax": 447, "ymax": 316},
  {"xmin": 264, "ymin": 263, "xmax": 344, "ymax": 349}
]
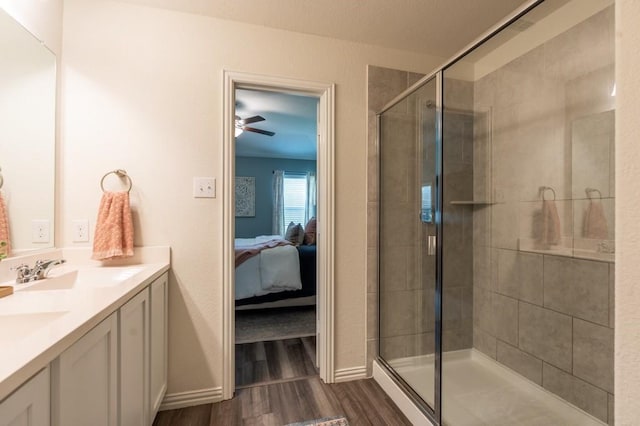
[
  {"xmin": 153, "ymin": 375, "xmax": 412, "ymax": 426},
  {"xmin": 154, "ymin": 337, "xmax": 411, "ymax": 425},
  {"xmin": 236, "ymin": 337, "xmax": 317, "ymax": 388}
]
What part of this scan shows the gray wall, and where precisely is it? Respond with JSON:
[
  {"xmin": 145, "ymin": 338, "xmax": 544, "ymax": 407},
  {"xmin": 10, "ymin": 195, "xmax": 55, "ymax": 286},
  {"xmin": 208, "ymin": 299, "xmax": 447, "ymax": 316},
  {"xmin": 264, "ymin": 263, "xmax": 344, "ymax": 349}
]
[{"xmin": 235, "ymin": 156, "xmax": 316, "ymax": 238}]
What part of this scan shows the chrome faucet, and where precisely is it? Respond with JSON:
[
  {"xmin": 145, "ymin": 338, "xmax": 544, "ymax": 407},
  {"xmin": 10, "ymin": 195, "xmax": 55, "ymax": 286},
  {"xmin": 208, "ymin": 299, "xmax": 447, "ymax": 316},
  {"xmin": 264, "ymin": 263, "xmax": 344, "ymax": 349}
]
[{"xmin": 14, "ymin": 259, "xmax": 66, "ymax": 283}]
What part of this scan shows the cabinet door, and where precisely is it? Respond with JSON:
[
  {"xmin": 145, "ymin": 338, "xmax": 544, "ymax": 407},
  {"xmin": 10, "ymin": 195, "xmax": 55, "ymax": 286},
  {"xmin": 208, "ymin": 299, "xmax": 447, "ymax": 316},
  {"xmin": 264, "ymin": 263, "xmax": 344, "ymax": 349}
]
[
  {"xmin": 53, "ymin": 313, "xmax": 118, "ymax": 426},
  {"xmin": 0, "ymin": 367, "xmax": 49, "ymax": 426},
  {"xmin": 120, "ymin": 288, "xmax": 150, "ymax": 426},
  {"xmin": 149, "ymin": 273, "xmax": 168, "ymax": 422}
]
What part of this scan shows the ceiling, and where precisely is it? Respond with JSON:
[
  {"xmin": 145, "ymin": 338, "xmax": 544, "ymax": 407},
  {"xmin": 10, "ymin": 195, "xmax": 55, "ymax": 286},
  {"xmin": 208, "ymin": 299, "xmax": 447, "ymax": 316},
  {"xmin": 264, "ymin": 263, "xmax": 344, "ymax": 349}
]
[
  {"xmin": 235, "ymin": 89, "xmax": 318, "ymax": 160},
  {"xmin": 119, "ymin": 0, "xmax": 529, "ymax": 58}
]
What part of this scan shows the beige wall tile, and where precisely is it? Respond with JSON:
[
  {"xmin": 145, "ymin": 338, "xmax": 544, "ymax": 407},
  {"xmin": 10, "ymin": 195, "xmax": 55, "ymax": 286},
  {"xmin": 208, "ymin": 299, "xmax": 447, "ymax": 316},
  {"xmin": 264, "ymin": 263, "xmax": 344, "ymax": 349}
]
[
  {"xmin": 367, "ymin": 66, "xmax": 409, "ymax": 112},
  {"xmin": 367, "ymin": 292, "xmax": 378, "ymax": 342},
  {"xmin": 497, "ymin": 341, "xmax": 542, "ymax": 385},
  {"xmin": 443, "ymin": 286, "xmax": 463, "ymax": 330},
  {"xmin": 491, "ymin": 201, "xmax": 519, "ymax": 250},
  {"xmin": 609, "ymin": 265, "xmax": 615, "ymax": 328},
  {"xmin": 417, "ymin": 288, "xmax": 436, "ymax": 334},
  {"xmin": 379, "ymin": 245, "xmax": 408, "ymax": 292},
  {"xmin": 497, "ymin": 249, "xmax": 543, "ymax": 306},
  {"xmin": 379, "ymin": 335, "xmax": 413, "ymax": 361},
  {"xmin": 608, "ymin": 393, "xmax": 614, "ymax": 426},
  {"xmin": 493, "ymin": 293, "xmax": 518, "ymax": 346},
  {"xmin": 473, "ymin": 245, "xmax": 492, "ymax": 289},
  {"xmin": 473, "ymin": 286, "xmax": 494, "ymax": 335},
  {"xmin": 366, "ymin": 339, "xmax": 378, "ymax": 377},
  {"xmin": 472, "ymin": 207, "xmax": 491, "ymax": 247},
  {"xmin": 443, "ymin": 323, "xmax": 473, "ymax": 352},
  {"xmin": 474, "ymin": 328, "xmax": 497, "ymax": 359},
  {"xmin": 519, "ymin": 302, "xmax": 572, "ymax": 372},
  {"xmin": 573, "ymin": 318, "xmax": 614, "ymax": 393},
  {"xmin": 543, "ymin": 255, "xmax": 609, "ymax": 326},
  {"xmin": 543, "ymin": 363, "xmax": 608, "ymax": 422},
  {"xmin": 408, "ymin": 72, "xmax": 426, "ymax": 87},
  {"xmin": 367, "ymin": 247, "xmax": 378, "ymax": 294},
  {"xmin": 367, "ymin": 201, "xmax": 378, "ymax": 249},
  {"xmin": 379, "ymin": 289, "xmax": 417, "ymax": 338}
]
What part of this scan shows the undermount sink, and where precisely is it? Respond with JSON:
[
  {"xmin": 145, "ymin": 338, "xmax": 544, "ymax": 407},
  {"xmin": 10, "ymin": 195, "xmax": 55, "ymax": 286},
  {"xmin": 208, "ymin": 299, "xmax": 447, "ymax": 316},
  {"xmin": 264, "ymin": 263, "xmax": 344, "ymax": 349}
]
[
  {"xmin": 18, "ymin": 266, "xmax": 145, "ymax": 292},
  {"xmin": 0, "ymin": 311, "xmax": 69, "ymax": 345}
]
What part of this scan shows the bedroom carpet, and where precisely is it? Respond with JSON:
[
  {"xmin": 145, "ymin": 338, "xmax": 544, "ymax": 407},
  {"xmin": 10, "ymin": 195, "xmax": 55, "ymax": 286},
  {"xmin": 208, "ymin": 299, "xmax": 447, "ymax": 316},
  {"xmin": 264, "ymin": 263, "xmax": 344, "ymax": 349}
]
[{"xmin": 235, "ymin": 306, "xmax": 316, "ymax": 344}]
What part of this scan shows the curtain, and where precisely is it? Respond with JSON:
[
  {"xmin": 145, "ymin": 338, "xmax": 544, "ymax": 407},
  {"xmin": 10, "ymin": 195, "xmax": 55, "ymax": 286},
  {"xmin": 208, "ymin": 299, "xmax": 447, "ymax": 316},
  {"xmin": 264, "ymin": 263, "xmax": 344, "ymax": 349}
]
[
  {"xmin": 306, "ymin": 171, "xmax": 316, "ymax": 223},
  {"xmin": 272, "ymin": 170, "xmax": 285, "ymax": 235}
]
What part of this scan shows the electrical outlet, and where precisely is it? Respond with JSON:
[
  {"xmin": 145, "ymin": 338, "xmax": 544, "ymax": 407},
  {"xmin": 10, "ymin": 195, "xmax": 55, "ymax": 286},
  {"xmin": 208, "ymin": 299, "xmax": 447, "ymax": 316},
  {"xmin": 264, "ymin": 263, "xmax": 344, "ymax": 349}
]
[
  {"xmin": 193, "ymin": 177, "xmax": 215, "ymax": 198},
  {"xmin": 32, "ymin": 220, "xmax": 50, "ymax": 243},
  {"xmin": 72, "ymin": 220, "xmax": 90, "ymax": 242}
]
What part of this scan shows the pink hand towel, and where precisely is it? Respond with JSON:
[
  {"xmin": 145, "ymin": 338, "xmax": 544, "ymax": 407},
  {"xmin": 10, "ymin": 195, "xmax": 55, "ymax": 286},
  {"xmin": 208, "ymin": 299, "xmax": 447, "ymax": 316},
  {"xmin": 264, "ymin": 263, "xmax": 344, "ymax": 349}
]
[
  {"xmin": 584, "ymin": 200, "xmax": 608, "ymax": 239},
  {"xmin": 540, "ymin": 199, "xmax": 561, "ymax": 246},
  {"xmin": 92, "ymin": 191, "xmax": 134, "ymax": 260},
  {"xmin": 0, "ymin": 193, "xmax": 10, "ymax": 257}
]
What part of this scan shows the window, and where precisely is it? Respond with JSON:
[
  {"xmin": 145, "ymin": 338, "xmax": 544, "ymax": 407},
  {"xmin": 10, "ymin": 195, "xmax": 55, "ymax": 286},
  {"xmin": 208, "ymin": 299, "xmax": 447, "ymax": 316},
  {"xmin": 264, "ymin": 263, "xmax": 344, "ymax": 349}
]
[
  {"xmin": 273, "ymin": 170, "xmax": 316, "ymax": 235},
  {"xmin": 283, "ymin": 172, "xmax": 308, "ymax": 226}
]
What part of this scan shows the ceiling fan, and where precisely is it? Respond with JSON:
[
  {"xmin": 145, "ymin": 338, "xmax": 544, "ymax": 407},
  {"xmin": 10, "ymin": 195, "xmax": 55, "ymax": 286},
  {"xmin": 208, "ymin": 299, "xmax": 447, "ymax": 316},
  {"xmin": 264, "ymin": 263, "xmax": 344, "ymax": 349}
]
[{"xmin": 235, "ymin": 115, "xmax": 275, "ymax": 137}]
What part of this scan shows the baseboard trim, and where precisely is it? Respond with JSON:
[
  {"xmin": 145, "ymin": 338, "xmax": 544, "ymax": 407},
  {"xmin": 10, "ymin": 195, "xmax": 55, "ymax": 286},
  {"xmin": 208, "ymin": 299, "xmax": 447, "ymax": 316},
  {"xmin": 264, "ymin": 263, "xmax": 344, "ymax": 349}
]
[
  {"xmin": 334, "ymin": 366, "xmax": 368, "ymax": 382},
  {"xmin": 159, "ymin": 387, "xmax": 223, "ymax": 411}
]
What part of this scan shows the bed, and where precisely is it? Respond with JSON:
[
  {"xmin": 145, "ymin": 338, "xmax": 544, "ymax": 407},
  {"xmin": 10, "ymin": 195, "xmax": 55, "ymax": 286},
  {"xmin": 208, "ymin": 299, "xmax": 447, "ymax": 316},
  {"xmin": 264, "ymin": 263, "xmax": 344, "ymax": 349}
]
[{"xmin": 235, "ymin": 235, "xmax": 317, "ymax": 310}]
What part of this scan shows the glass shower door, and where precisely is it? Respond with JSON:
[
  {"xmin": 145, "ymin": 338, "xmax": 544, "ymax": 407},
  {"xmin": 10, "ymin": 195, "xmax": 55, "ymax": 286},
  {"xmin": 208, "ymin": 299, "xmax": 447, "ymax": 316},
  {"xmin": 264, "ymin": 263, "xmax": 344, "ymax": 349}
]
[{"xmin": 378, "ymin": 76, "xmax": 440, "ymax": 417}]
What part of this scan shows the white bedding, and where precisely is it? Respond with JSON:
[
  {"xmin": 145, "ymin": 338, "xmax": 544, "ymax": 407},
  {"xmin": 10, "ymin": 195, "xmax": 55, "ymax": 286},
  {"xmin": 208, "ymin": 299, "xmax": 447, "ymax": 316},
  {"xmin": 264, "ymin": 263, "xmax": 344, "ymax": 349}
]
[{"xmin": 235, "ymin": 236, "xmax": 302, "ymax": 300}]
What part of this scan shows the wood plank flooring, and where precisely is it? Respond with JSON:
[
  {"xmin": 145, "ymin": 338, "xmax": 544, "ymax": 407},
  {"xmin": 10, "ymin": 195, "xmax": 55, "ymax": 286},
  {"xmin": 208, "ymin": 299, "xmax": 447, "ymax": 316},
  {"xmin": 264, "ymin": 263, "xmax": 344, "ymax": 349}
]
[
  {"xmin": 236, "ymin": 337, "xmax": 317, "ymax": 388},
  {"xmin": 153, "ymin": 375, "xmax": 412, "ymax": 426},
  {"xmin": 154, "ymin": 337, "xmax": 411, "ymax": 425}
]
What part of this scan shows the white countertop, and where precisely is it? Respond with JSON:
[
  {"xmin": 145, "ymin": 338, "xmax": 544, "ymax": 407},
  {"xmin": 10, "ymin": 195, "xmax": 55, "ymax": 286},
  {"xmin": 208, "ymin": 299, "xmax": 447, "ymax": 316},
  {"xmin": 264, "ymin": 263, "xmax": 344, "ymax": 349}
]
[{"xmin": 0, "ymin": 247, "xmax": 170, "ymax": 401}]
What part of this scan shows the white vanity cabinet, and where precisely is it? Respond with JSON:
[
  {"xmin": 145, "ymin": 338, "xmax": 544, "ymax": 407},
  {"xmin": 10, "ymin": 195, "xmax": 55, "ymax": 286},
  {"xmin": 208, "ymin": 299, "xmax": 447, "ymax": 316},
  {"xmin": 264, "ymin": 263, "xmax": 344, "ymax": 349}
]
[
  {"xmin": 119, "ymin": 288, "xmax": 150, "ymax": 426},
  {"xmin": 52, "ymin": 313, "xmax": 118, "ymax": 426},
  {"xmin": 149, "ymin": 273, "xmax": 168, "ymax": 421},
  {"xmin": 49, "ymin": 271, "xmax": 168, "ymax": 426},
  {"xmin": 0, "ymin": 367, "xmax": 50, "ymax": 426}
]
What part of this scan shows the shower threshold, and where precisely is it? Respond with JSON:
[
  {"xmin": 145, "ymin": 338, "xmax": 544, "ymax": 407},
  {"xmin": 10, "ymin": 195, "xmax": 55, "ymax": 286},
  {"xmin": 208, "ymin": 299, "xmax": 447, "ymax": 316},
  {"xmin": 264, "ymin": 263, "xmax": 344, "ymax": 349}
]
[{"xmin": 375, "ymin": 349, "xmax": 606, "ymax": 426}]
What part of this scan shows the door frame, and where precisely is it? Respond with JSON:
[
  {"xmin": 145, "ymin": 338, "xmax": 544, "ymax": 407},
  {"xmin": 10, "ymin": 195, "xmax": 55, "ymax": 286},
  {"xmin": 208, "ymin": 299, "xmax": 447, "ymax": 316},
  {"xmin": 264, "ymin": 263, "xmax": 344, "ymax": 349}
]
[{"xmin": 222, "ymin": 70, "xmax": 336, "ymax": 399}]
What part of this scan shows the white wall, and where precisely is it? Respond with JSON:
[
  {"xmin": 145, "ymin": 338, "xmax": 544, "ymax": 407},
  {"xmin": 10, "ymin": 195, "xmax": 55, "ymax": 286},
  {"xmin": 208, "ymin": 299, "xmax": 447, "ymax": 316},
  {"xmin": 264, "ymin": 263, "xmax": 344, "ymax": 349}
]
[
  {"xmin": 615, "ymin": 1, "xmax": 640, "ymax": 424},
  {"xmin": 0, "ymin": 0, "xmax": 63, "ymax": 55},
  {"xmin": 60, "ymin": 0, "xmax": 442, "ymax": 396}
]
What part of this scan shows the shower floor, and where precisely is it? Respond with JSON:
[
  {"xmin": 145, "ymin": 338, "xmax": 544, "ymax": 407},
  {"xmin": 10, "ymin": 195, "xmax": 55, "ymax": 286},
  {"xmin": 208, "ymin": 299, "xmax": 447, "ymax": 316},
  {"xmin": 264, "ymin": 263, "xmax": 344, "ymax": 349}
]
[{"xmin": 383, "ymin": 349, "xmax": 605, "ymax": 426}]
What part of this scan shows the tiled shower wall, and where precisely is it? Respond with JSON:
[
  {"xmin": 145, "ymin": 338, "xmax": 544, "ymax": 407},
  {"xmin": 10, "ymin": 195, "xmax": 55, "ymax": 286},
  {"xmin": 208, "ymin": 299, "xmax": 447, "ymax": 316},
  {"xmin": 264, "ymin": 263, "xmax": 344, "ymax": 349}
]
[
  {"xmin": 471, "ymin": 7, "xmax": 615, "ymax": 424},
  {"xmin": 367, "ymin": 67, "xmax": 475, "ymax": 374},
  {"xmin": 366, "ymin": 65, "xmax": 425, "ymax": 375}
]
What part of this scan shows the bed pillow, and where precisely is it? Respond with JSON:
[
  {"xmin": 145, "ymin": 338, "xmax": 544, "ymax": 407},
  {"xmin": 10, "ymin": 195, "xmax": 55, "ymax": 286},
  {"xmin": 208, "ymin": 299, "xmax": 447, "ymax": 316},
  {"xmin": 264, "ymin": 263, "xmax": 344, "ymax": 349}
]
[
  {"xmin": 285, "ymin": 222, "xmax": 305, "ymax": 245},
  {"xmin": 304, "ymin": 217, "xmax": 317, "ymax": 245}
]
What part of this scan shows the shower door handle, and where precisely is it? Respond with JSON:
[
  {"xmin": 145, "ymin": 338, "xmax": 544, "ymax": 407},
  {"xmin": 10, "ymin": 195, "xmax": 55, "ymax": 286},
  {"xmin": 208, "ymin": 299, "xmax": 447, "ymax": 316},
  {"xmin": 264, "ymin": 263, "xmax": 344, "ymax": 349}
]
[{"xmin": 427, "ymin": 235, "xmax": 437, "ymax": 256}]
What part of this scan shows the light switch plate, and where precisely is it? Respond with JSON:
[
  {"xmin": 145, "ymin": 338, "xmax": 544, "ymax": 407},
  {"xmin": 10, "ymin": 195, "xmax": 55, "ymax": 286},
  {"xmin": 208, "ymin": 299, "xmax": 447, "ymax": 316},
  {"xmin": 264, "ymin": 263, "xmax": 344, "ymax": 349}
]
[{"xmin": 193, "ymin": 177, "xmax": 215, "ymax": 198}]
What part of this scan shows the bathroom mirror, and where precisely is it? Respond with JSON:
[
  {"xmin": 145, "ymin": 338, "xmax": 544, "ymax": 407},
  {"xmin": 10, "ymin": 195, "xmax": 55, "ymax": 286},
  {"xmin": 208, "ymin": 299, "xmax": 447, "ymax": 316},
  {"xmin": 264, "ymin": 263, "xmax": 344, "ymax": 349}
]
[
  {"xmin": 571, "ymin": 109, "xmax": 615, "ymax": 251},
  {"xmin": 0, "ymin": 8, "xmax": 56, "ymax": 256}
]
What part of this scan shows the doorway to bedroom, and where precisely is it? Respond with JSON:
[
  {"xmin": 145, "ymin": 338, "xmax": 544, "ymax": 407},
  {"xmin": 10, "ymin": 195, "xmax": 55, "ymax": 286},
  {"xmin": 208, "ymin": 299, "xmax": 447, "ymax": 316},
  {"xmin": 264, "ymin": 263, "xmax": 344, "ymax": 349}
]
[{"xmin": 233, "ymin": 87, "xmax": 320, "ymax": 389}]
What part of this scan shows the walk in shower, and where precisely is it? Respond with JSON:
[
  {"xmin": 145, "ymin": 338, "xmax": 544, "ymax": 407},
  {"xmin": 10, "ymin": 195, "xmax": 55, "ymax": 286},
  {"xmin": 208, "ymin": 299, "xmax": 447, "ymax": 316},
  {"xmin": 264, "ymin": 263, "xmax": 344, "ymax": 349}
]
[{"xmin": 376, "ymin": 0, "xmax": 615, "ymax": 424}]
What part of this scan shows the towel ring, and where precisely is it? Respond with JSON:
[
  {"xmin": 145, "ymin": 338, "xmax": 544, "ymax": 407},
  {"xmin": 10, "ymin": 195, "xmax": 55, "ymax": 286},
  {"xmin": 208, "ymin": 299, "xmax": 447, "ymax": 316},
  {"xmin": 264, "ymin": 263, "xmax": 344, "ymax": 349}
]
[
  {"xmin": 540, "ymin": 186, "xmax": 556, "ymax": 201},
  {"xmin": 585, "ymin": 187, "xmax": 602, "ymax": 199},
  {"xmin": 100, "ymin": 169, "xmax": 132, "ymax": 193}
]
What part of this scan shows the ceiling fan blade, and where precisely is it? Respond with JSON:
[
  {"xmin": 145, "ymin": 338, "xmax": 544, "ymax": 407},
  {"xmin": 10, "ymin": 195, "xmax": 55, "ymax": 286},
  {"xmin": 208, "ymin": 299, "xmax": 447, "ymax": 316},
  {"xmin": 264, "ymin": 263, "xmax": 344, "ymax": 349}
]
[
  {"xmin": 244, "ymin": 126, "xmax": 275, "ymax": 136},
  {"xmin": 237, "ymin": 115, "xmax": 265, "ymax": 125}
]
